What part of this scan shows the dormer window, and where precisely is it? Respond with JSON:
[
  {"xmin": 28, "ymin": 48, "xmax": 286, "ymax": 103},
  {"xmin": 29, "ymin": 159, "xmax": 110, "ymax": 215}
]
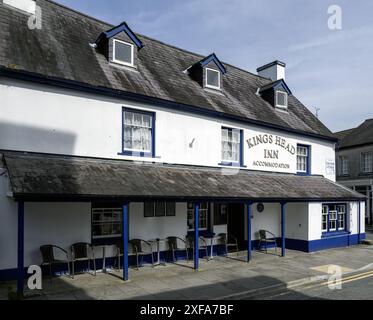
[
  {"xmin": 188, "ymin": 53, "xmax": 227, "ymax": 92},
  {"xmin": 258, "ymin": 79, "xmax": 292, "ymax": 110},
  {"xmin": 113, "ymin": 39, "xmax": 134, "ymax": 67},
  {"xmin": 95, "ymin": 21, "xmax": 144, "ymax": 69},
  {"xmin": 276, "ymin": 91, "xmax": 288, "ymax": 109},
  {"xmin": 205, "ymin": 68, "xmax": 221, "ymax": 90}
]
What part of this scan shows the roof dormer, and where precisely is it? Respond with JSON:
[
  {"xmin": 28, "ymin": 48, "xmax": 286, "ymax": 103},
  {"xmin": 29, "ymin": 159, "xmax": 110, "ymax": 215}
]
[
  {"xmin": 95, "ymin": 22, "xmax": 144, "ymax": 68},
  {"xmin": 188, "ymin": 53, "xmax": 226, "ymax": 91},
  {"xmin": 258, "ymin": 79, "xmax": 292, "ymax": 110}
]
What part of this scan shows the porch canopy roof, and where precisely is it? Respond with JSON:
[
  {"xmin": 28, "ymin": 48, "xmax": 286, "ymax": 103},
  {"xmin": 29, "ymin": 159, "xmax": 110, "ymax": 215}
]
[{"xmin": 2, "ymin": 151, "xmax": 365, "ymax": 202}]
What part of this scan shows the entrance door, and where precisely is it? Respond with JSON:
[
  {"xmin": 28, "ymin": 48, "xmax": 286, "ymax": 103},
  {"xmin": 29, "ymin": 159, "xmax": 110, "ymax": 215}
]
[{"xmin": 227, "ymin": 203, "xmax": 245, "ymax": 249}]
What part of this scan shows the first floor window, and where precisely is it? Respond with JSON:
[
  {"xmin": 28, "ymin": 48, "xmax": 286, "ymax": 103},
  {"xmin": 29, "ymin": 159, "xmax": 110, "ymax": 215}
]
[
  {"xmin": 339, "ymin": 156, "xmax": 349, "ymax": 176},
  {"xmin": 123, "ymin": 108, "xmax": 154, "ymax": 156},
  {"xmin": 297, "ymin": 145, "xmax": 309, "ymax": 174},
  {"xmin": 144, "ymin": 202, "xmax": 176, "ymax": 217},
  {"xmin": 322, "ymin": 204, "xmax": 347, "ymax": 233},
  {"xmin": 187, "ymin": 202, "xmax": 208, "ymax": 231},
  {"xmin": 221, "ymin": 127, "xmax": 241, "ymax": 164},
  {"xmin": 214, "ymin": 203, "xmax": 228, "ymax": 225},
  {"xmin": 92, "ymin": 206, "xmax": 122, "ymax": 239},
  {"xmin": 360, "ymin": 152, "xmax": 372, "ymax": 173}
]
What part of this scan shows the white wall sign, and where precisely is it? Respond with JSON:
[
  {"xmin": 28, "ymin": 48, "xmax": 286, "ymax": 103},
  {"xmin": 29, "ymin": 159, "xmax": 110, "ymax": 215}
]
[
  {"xmin": 246, "ymin": 134, "xmax": 296, "ymax": 173},
  {"xmin": 325, "ymin": 159, "xmax": 335, "ymax": 175}
]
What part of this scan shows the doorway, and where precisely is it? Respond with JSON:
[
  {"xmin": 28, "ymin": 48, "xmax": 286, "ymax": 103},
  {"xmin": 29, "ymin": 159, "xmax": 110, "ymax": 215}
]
[{"xmin": 227, "ymin": 203, "xmax": 245, "ymax": 249}]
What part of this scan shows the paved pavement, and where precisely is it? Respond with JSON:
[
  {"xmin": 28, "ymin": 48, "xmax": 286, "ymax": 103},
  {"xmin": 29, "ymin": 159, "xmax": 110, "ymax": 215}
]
[{"xmin": 1, "ymin": 238, "xmax": 373, "ymax": 300}]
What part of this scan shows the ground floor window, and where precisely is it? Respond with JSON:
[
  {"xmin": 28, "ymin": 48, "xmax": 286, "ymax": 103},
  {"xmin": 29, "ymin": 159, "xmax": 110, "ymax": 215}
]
[
  {"xmin": 144, "ymin": 202, "xmax": 176, "ymax": 217},
  {"xmin": 187, "ymin": 202, "xmax": 208, "ymax": 231},
  {"xmin": 92, "ymin": 205, "xmax": 122, "ymax": 239},
  {"xmin": 322, "ymin": 204, "xmax": 346, "ymax": 233},
  {"xmin": 214, "ymin": 203, "xmax": 228, "ymax": 225}
]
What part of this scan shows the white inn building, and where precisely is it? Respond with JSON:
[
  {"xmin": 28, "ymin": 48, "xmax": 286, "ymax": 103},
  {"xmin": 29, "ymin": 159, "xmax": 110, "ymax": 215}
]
[{"xmin": 0, "ymin": 0, "xmax": 366, "ymax": 295}]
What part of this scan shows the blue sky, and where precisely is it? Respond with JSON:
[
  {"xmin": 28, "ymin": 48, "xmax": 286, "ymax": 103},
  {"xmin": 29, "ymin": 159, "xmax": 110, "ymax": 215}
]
[{"xmin": 55, "ymin": 0, "xmax": 373, "ymax": 132}]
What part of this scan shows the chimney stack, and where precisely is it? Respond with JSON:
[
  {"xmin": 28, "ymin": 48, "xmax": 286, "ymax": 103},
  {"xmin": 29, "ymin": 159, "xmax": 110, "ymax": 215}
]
[{"xmin": 257, "ymin": 60, "xmax": 286, "ymax": 81}]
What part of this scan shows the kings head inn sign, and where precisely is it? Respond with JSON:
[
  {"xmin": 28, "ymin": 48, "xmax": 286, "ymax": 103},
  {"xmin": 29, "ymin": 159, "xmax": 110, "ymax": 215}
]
[{"xmin": 246, "ymin": 134, "xmax": 296, "ymax": 171}]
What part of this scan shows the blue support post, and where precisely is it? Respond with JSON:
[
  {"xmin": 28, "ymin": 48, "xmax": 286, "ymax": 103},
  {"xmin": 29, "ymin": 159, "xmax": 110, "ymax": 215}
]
[
  {"xmin": 247, "ymin": 201, "xmax": 252, "ymax": 262},
  {"xmin": 122, "ymin": 202, "xmax": 129, "ymax": 281},
  {"xmin": 194, "ymin": 202, "xmax": 200, "ymax": 270},
  {"xmin": 17, "ymin": 201, "xmax": 24, "ymax": 296},
  {"xmin": 357, "ymin": 200, "xmax": 361, "ymax": 244},
  {"xmin": 281, "ymin": 202, "xmax": 286, "ymax": 257}
]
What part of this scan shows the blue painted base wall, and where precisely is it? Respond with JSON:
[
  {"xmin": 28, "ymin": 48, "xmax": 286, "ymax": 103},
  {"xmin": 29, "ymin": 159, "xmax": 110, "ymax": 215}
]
[
  {"xmin": 0, "ymin": 234, "xmax": 366, "ymax": 281},
  {"xmin": 286, "ymin": 233, "xmax": 366, "ymax": 252}
]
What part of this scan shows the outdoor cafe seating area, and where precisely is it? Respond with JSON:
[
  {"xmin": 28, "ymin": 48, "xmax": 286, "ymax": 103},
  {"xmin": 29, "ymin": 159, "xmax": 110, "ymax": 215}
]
[{"xmin": 39, "ymin": 233, "xmax": 240, "ymax": 280}]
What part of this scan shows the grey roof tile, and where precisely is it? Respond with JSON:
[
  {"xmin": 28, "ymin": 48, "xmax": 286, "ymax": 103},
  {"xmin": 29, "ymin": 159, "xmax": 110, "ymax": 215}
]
[{"xmin": 0, "ymin": 0, "xmax": 334, "ymax": 139}]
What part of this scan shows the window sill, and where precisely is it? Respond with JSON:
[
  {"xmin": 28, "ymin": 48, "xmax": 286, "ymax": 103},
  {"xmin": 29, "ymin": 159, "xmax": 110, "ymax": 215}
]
[
  {"xmin": 296, "ymin": 171, "xmax": 310, "ymax": 176},
  {"xmin": 321, "ymin": 230, "xmax": 350, "ymax": 238},
  {"xmin": 218, "ymin": 162, "xmax": 246, "ymax": 168},
  {"xmin": 118, "ymin": 151, "xmax": 155, "ymax": 158}
]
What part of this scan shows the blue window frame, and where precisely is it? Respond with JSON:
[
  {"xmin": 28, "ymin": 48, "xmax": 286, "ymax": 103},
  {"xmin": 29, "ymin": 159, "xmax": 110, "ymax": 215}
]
[
  {"xmin": 322, "ymin": 203, "xmax": 347, "ymax": 236},
  {"xmin": 296, "ymin": 144, "xmax": 310, "ymax": 175},
  {"xmin": 219, "ymin": 127, "xmax": 244, "ymax": 167},
  {"xmin": 119, "ymin": 107, "xmax": 155, "ymax": 157}
]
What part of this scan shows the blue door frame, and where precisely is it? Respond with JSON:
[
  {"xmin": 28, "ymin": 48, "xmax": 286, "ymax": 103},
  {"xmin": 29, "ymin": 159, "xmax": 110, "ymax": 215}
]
[
  {"xmin": 122, "ymin": 202, "xmax": 129, "ymax": 281},
  {"xmin": 17, "ymin": 201, "xmax": 24, "ymax": 296},
  {"xmin": 247, "ymin": 201, "xmax": 252, "ymax": 262},
  {"xmin": 194, "ymin": 202, "xmax": 200, "ymax": 270},
  {"xmin": 281, "ymin": 202, "xmax": 286, "ymax": 257}
]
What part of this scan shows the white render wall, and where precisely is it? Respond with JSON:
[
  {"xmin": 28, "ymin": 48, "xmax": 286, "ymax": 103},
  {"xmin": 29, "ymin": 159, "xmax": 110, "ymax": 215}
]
[
  {"xmin": 0, "ymin": 78, "xmax": 336, "ymax": 179},
  {"xmin": 0, "ymin": 197, "xmax": 366, "ymax": 270}
]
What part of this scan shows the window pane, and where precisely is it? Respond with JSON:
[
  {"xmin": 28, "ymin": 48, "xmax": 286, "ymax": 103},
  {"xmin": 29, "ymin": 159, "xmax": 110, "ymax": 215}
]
[
  {"xmin": 166, "ymin": 202, "xmax": 176, "ymax": 216},
  {"xmin": 276, "ymin": 91, "xmax": 287, "ymax": 106},
  {"xmin": 115, "ymin": 41, "xmax": 132, "ymax": 64},
  {"xmin": 221, "ymin": 128, "xmax": 241, "ymax": 162},
  {"xmin": 91, "ymin": 207, "xmax": 122, "ymax": 238},
  {"xmin": 155, "ymin": 202, "xmax": 166, "ymax": 216},
  {"xmin": 144, "ymin": 202, "xmax": 154, "ymax": 217},
  {"xmin": 206, "ymin": 69, "xmax": 219, "ymax": 88}
]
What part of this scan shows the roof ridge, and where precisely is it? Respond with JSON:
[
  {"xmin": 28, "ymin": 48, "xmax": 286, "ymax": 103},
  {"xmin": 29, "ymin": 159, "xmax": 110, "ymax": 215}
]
[{"xmin": 47, "ymin": 0, "xmax": 270, "ymax": 81}]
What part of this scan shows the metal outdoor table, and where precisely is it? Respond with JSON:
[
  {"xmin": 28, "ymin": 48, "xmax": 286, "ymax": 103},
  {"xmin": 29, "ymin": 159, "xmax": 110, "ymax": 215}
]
[
  {"xmin": 203, "ymin": 234, "xmax": 220, "ymax": 260},
  {"xmin": 148, "ymin": 238, "xmax": 167, "ymax": 266},
  {"xmin": 93, "ymin": 244, "xmax": 110, "ymax": 273}
]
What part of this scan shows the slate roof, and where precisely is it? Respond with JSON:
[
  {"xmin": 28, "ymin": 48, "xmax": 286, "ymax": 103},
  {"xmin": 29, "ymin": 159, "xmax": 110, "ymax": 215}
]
[
  {"xmin": 335, "ymin": 119, "xmax": 373, "ymax": 149},
  {"xmin": 0, "ymin": 0, "xmax": 334, "ymax": 140},
  {"xmin": 2, "ymin": 151, "xmax": 364, "ymax": 201}
]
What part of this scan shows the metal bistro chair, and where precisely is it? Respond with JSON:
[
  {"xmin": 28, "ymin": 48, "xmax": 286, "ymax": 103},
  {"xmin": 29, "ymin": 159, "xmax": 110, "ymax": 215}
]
[
  {"xmin": 114, "ymin": 241, "xmax": 137, "ymax": 270},
  {"xmin": 258, "ymin": 230, "xmax": 278, "ymax": 253},
  {"xmin": 186, "ymin": 234, "xmax": 209, "ymax": 260},
  {"xmin": 130, "ymin": 239, "xmax": 154, "ymax": 268},
  {"xmin": 40, "ymin": 245, "xmax": 70, "ymax": 279},
  {"xmin": 71, "ymin": 242, "xmax": 96, "ymax": 278},
  {"xmin": 218, "ymin": 233, "xmax": 239, "ymax": 256},
  {"xmin": 167, "ymin": 236, "xmax": 189, "ymax": 262}
]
